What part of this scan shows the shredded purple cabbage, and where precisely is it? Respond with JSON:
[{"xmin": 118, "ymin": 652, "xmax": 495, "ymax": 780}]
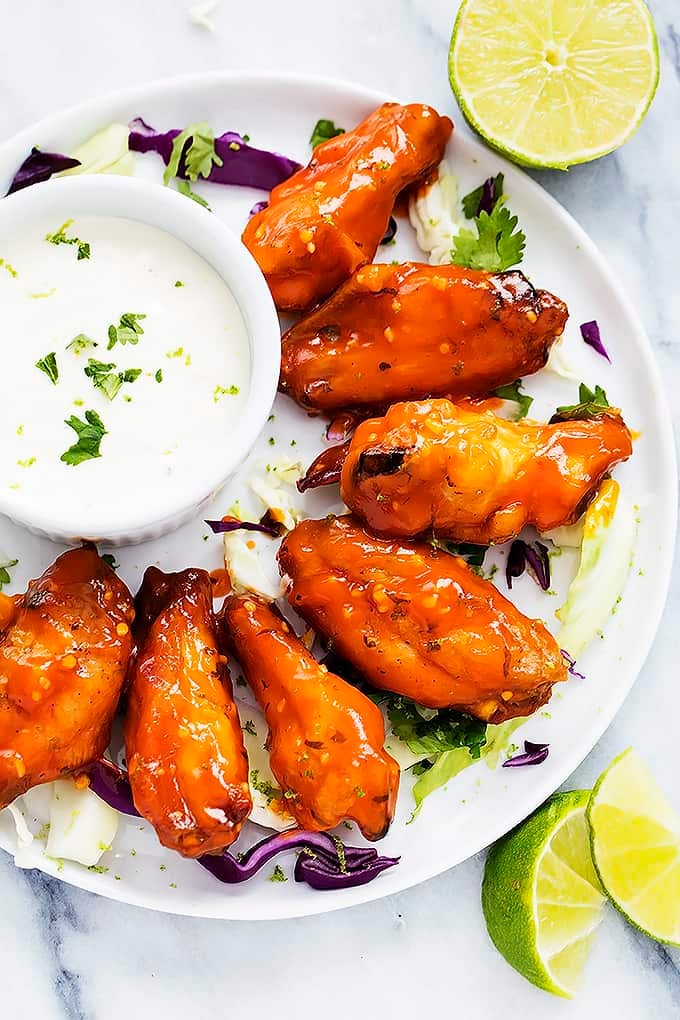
[
  {"xmin": 502, "ymin": 740, "xmax": 550, "ymax": 768},
  {"xmin": 249, "ymin": 199, "xmax": 269, "ymax": 216},
  {"xmin": 297, "ymin": 441, "xmax": 350, "ymax": 493},
  {"xmin": 85, "ymin": 758, "xmax": 139, "ymax": 816},
  {"xmin": 381, "ymin": 216, "xmax": 398, "ymax": 245},
  {"xmin": 561, "ymin": 649, "xmax": 586, "ymax": 680},
  {"xmin": 477, "ymin": 175, "xmax": 502, "ymax": 215},
  {"xmin": 6, "ymin": 147, "xmax": 81, "ymax": 195},
  {"xmin": 128, "ymin": 118, "xmax": 300, "ymax": 192},
  {"xmin": 199, "ymin": 828, "xmax": 399, "ymax": 891},
  {"xmin": 505, "ymin": 539, "xmax": 550, "ymax": 591},
  {"xmin": 205, "ymin": 515, "xmax": 280, "ymax": 538},
  {"xmin": 580, "ymin": 320, "xmax": 610, "ymax": 362}
]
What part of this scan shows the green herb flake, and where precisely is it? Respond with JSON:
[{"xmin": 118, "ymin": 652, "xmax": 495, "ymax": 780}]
[
  {"xmin": 87, "ymin": 864, "xmax": 109, "ymax": 874},
  {"xmin": 269, "ymin": 864, "xmax": 288, "ymax": 883},
  {"xmin": 242, "ymin": 719, "xmax": 257, "ymax": 736},
  {"xmin": 310, "ymin": 119, "xmax": 345, "ymax": 149},
  {"xmin": 0, "ymin": 558, "xmax": 18, "ymax": 590},
  {"xmin": 452, "ymin": 174, "xmax": 525, "ymax": 272},
  {"xmin": 0, "ymin": 258, "xmax": 18, "ymax": 277},
  {"xmin": 164, "ymin": 122, "xmax": 224, "ymax": 186},
  {"xmin": 16, "ymin": 457, "xmax": 36, "ymax": 468},
  {"xmin": 35, "ymin": 352, "xmax": 59, "ymax": 385},
  {"xmin": 213, "ymin": 384, "xmax": 239, "ymax": 401},
  {"xmin": 66, "ymin": 333, "xmax": 98, "ymax": 355},
  {"xmin": 553, "ymin": 383, "xmax": 610, "ymax": 422},
  {"xmin": 60, "ymin": 409, "xmax": 107, "ymax": 466},
  {"xmin": 177, "ymin": 178, "xmax": 211, "ymax": 210},
  {"xmin": 45, "ymin": 219, "xmax": 91, "ymax": 260},
  {"xmin": 250, "ymin": 769, "xmax": 282, "ymax": 805},
  {"xmin": 107, "ymin": 312, "xmax": 147, "ymax": 351},
  {"xmin": 174, "ymin": 280, "xmax": 184, "ymax": 288},
  {"xmin": 155, "ymin": 368, "xmax": 163, "ymax": 383},
  {"xmin": 493, "ymin": 379, "xmax": 533, "ymax": 420},
  {"xmin": 166, "ymin": 346, "xmax": 184, "ymax": 359},
  {"xmin": 102, "ymin": 553, "xmax": 119, "ymax": 571}
]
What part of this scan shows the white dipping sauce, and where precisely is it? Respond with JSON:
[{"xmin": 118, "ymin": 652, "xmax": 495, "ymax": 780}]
[{"xmin": 0, "ymin": 215, "xmax": 250, "ymax": 535}]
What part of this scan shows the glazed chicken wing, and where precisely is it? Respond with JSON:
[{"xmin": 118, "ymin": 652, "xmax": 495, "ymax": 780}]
[
  {"xmin": 219, "ymin": 594, "xmax": 399, "ymax": 841},
  {"xmin": 0, "ymin": 547, "xmax": 134, "ymax": 809},
  {"xmin": 279, "ymin": 263, "xmax": 568, "ymax": 412},
  {"xmin": 340, "ymin": 399, "xmax": 633, "ymax": 544},
  {"xmin": 243, "ymin": 103, "xmax": 453, "ymax": 310},
  {"xmin": 278, "ymin": 517, "xmax": 567, "ymax": 723},
  {"xmin": 124, "ymin": 567, "xmax": 251, "ymax": 858}
]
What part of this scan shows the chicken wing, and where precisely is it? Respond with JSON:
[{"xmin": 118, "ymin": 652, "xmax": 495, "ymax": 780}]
[
  {"xmin": 0, "ymin": 546, "xmax": 134, "ymax": 809},
  {"xmin": 278, "ymin": 517, "xmax": 567, "ymax": 723},
  {"xmin": 280, "ymin": 263, "xmax": 568, "ymax": 412},
  {"xmin": 340, "ymin": 398, "xmax": 633, "ymax": 544},
  {"xmin": 219, "ymin": 594, "xmax": 399, "ymax": 840},
  {"xmin": 124, "ymin": 567, "xmax": 251, "ymax": 858},
  {"xmin": 243, "ymin": 103, "xmax": 453, "ymax": 310}
]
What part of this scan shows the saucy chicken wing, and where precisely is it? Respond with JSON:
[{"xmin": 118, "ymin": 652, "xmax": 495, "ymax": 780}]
[
  {"xmin": 278, "ymin": 517, "xmax": 567, "ymax": 723},
  {"xmin": 220, "ymin": 594, "xmax": 399, "ymax": 841},
  {"xmin": 279, "ymin": 263, "xmax": 568, "ymax": 412},
  {"xmin": 340, "ymin": 399, "xmax": 633, "ymax": 544},
  {"xmin": 0, "ymin": 547, "xmax": 134, "ymax": 809},
  {"xmin": 243, "ymin": 103, "xmax": 453, "ymax": 310},
  {"xmin": 124, "ymin": 567, "xmax": 251, "ymax": 858}
]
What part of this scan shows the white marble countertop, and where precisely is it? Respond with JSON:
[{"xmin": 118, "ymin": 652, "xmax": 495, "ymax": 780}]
[{"xmin": 1, "ymin": 1, "xmax": 679, "ymax": 1017}]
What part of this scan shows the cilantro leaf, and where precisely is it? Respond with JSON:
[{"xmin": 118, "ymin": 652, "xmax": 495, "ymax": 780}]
[
  {"xmin": 66, "ymin": 333, "xmax": 97, "ymax": 355},
  {"xmin": 60, "ymin": 410, "xmax": 107, "ymax": 466},
  {"xmin": 494, "ymin": 379, "xmax": 533, "ymax": 420},
  {"xmin": 385, "ymin": 695, "xmax": 487, "ymax": 759},
  {"xmin": 310, "ymin": 119, "xmax": 345, "ymax": 149},
  {"xmin": 437, "ymin": 540, "xmax": 487, "ymax": 569},
  {"xmin": 0, "ymin": 558, "xmax": 18, "ymax": 591},
  {"xmin": 176, "ymin": 178, "xmax": 211, "ymax": 210},
  {"xmin": 462, "ymin": 172, "xmax": 504, "ymax": 219},
  {"xmin": 107, "ymin": 312, "xmax": 146, "ymax": 350},
  {"xmin": 164, "ymin": 122, "xmax": 224, "ymax": 185},
  {"xmin": 552, "ymin": 383, "xmax": 610, "ymax": 423},
  {"xmin": 451, "ymin": 202, "xmax": 526, "ymax": 272},
  {"xmin": 84, "ymin": 359, "xmax": 142, "ymax": 401},
  {"xmin": 45, "ymin": 220, "xmax": 91, "ymax": 260},
  {"xmin": 35, "ymin": 351, "xmax": 59, "ymax": 385}
]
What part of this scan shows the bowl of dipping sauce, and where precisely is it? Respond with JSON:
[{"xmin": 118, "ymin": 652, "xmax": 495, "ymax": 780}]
[{"xmin": 0, "ymin": 175, "xmax": 281, "ymax": 545}]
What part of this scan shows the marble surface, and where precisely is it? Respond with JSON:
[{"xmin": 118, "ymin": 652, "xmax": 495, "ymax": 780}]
[{"xmin": 1, "ymin": 0, "xmax": 679, "ymax": 1016}]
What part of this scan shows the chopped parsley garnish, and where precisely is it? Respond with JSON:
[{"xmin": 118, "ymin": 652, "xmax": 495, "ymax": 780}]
[
  {"xmin": 0, "ymin": 558, "xmax": 18, "ymax": 590},
  {"xmin": 155, "ymin": 368, "xmax": 163, "ymax": 383},
  {"xmin": 60, "ymin": 409, "xmax": 107, "ymax": 466},
  {"xmin": 242, "ymin": 719, "xmax": 257, "ymax": 736},
  {"xmin": 452, "ymin": 175, "xmax": 525, "ymax": 272},
  {"xmin": 269, "ymin": 864, "xmax": 288, "ymax": 883},
  {"xmin": 45, "ymin": 219, "xmax": 91, "ymax": 260},
  {"xmin": 164, "ymin": 122, "xmax": 224, "ymax": 186},
  {"xmin": 107, "ymin": 312, "xmax": 146, "ymax": 351},
  {"xmin": 177, "ymin": 179, "xmax": 211, "ymax": 210},
  {"xmin": 250, "ymin": 769, "xmax": 282, "ymax": 805},
  {"xmin": 493, "ymin": 379, "xmax": 533, "ymax": 420},
  {"xmin": 310, "ymin": 119, "xmax": 345, "ymax": 149},
  {"xmin": 83, "ymin": 359, "xmax": 140, "ymax": 401},
  {"xmin": 552, "ymin": 383, "xmax": 610, "ymax": 422},
  {"xmin": 174, "ymin": 280, "xmax": 184, "ymax": 288},
  {"xmin": 66, "ymin": 333, "xmax": 98, "ymax": 355},
  {"xmin": 35, "ymin": 351, "xmax": 59, "ymax": 385}
]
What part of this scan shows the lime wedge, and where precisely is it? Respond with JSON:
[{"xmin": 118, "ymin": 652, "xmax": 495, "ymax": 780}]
[
  {"xmin": 482, "ymin": 790, "xmax": 605, "ymax": 997},
  {"xmin": 588, "ymin": 748, "xmax": 680, "ymax": 946},
  {"xmin": 449, "ymin": 0, "xmax": 659, "ymax": 169}
]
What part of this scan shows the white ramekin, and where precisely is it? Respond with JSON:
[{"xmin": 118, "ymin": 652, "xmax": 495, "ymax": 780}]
[{"xmin": 0, "ymin": 175, "xmax": 281, "ymax": 546}]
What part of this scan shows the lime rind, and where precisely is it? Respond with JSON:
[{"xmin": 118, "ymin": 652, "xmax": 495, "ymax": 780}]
[
  {"xmin": 587, "ymin": 748, "xmax": 680, "ymax": 947},
  {"xmin": 448, "ymin": 0, "xmax": 660, "ymax": 170}
]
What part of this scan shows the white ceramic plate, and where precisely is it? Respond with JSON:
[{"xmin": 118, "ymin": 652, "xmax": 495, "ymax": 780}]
[{"xmin": 0, "ymin": 72, "xmax": 675, "ymax": 920}]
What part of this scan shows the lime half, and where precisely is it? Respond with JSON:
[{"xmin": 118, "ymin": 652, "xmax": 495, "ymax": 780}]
[
  {"xmin": 449, "ymin": 0, "xmax": 659, "ymax": 169},
  {"xmin": 588, "ymin": 748, "xmax": 680, "ymax": 946},
  {"xmin": 482, "ymin": 790, "xmax": 605, "ymax": 997}
]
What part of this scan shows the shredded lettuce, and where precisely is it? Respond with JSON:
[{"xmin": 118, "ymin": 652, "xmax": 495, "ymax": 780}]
[
  {"xmin": 45, "ymin": 780, "xmax": 119, "ymax": 867},
  {"xmin": 556, "ymin": 479, "xmax": 637, "ymax": 657},
  {"xmin": 61, "ymin": 124, "xmax": 133, "ymax": 178}
]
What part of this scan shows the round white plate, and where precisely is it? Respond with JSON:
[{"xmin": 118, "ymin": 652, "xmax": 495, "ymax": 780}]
[{"xmin": 0, "ymin": 72, "xmax": 675, "ymax": 920}]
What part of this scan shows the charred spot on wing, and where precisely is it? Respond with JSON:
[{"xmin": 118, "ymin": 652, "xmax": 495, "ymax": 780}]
[{"xmin": 356, "ymin": 447, "xmax": 407, "ymax": 479}]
